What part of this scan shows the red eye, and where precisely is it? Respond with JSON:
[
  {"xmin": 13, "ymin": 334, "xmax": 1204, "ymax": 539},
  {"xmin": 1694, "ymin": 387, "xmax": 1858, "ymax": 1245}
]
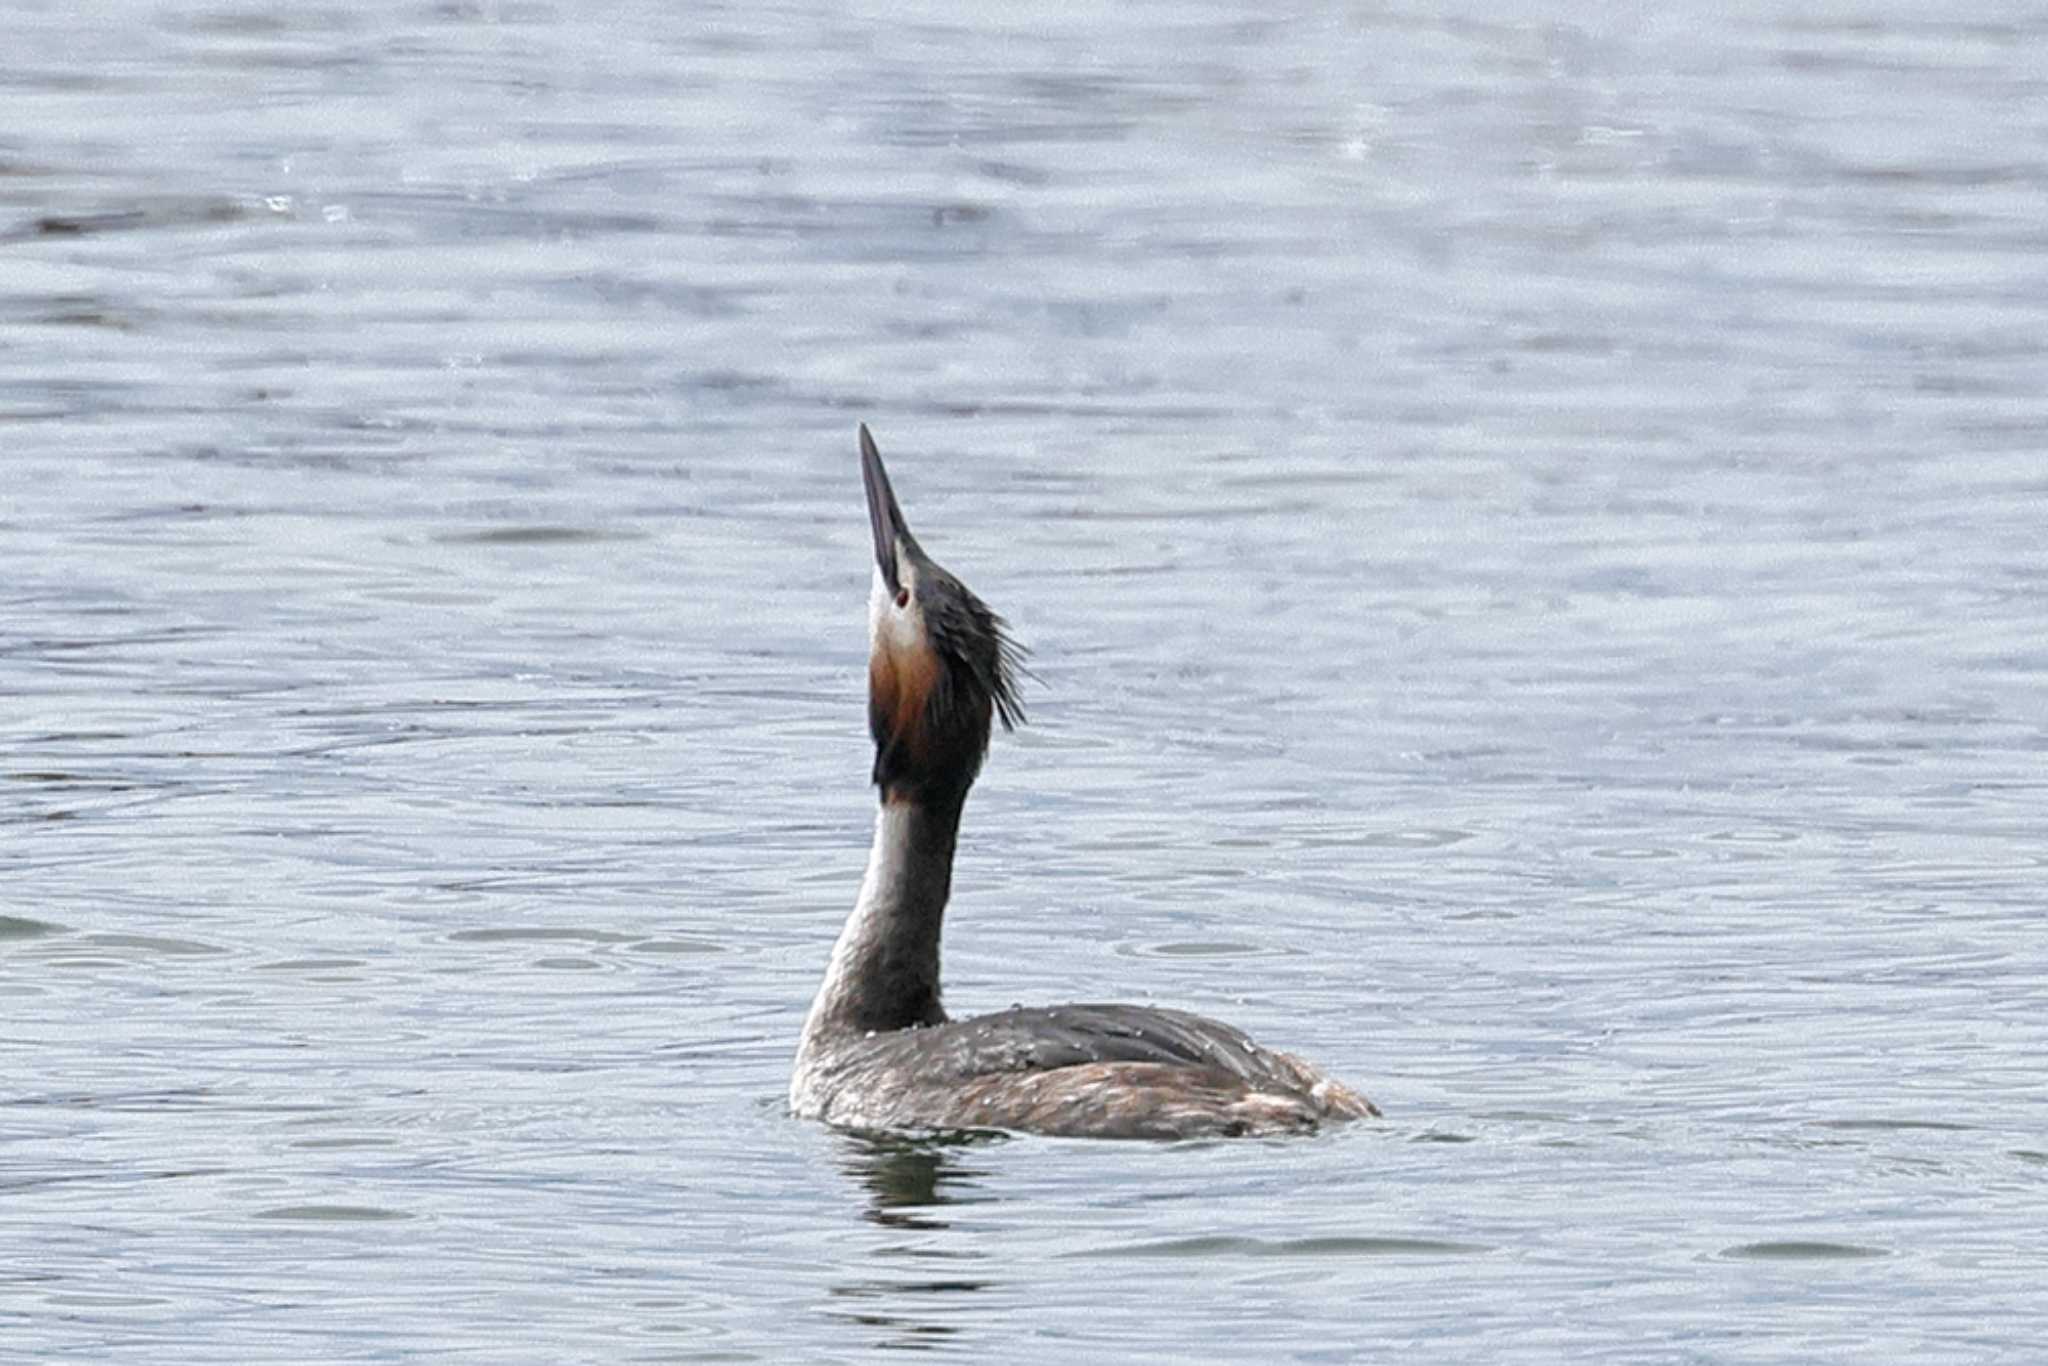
[{"xmin": 894, "ymin": 588, "xmax": 910, "ymax": 610}]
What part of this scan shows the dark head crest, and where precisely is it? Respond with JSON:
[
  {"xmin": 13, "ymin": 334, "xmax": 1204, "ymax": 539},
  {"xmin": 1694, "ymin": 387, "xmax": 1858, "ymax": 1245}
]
[{"xmin": 859, "ymin": 425, "xmax": 1027, "ymax": 804}]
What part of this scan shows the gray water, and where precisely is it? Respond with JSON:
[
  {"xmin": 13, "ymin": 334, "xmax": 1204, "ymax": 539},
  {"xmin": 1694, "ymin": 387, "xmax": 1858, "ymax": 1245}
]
[{"xmin": 5, "ymin": 2, "xmax": 2047, "ymax": 1360}]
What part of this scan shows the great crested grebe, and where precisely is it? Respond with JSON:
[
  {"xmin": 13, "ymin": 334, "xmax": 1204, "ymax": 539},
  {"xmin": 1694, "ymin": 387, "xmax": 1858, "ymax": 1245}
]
[{"xmin": 789, "ymin": 426, "xmax": 1378, "ymax": 1139}]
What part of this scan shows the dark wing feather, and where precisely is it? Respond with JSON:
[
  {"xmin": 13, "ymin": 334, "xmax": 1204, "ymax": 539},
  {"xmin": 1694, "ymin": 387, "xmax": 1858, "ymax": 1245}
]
[
  {"xmin": 819, "ymin": 1002, "xmax": 1377, "ymax": 1136},
  {"xmin": 862, "ymin": 1003, "xmax": 1290, "ymax": 1088}
]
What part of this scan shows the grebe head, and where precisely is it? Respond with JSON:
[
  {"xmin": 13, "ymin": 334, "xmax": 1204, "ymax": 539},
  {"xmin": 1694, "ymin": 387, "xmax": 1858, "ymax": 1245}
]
[{"xmin": 859, "ymin": 424, "xmax": 1024, "ymax": 806}]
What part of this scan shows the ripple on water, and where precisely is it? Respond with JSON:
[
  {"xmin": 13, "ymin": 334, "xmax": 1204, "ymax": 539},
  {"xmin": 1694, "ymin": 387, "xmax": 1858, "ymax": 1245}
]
[
  {"xmin": 1112, "ymin": 939, "xmax": 1300, "ymax": 960},
  {"xmin": 6, "ymin": 1087, "xmax": 215, "ymax": 1113},
  {"xmin": 0, "ymin": 914, "xmax": 65, "ymax": 940},
  {"xmin": 1704, "ymin": 827, "xmax": 1802, "ymax": 845},
  {"xmin": 1069, "ymin": 1234, "xmax": 1493, "ymax": 1259},
  {"xmin": 251, "ymin": 1205, "xmax": 413, "ymax": 1223},
  {"xmin": 41, "ymin": 1293, "xmax": 171, "ymax": 1309},
  {"xmin": 627, "ymin": 937, "xmax": 728, "ymax": 955},
  {"xmin": 1718, "ymin": 1241, "xmax": 1890, "ymax": 1261},
  {"xmin": 446, "ymin": 927, "xmax": 640, "ymax": 946},
  {"xmin": 1300, "ymin": 827, "xmax": 1475, "ymax": 850},
  {"xmin": 432, "ymin": 526, "xmax": 645, "ymax": 546},
  {"xmin": 75, "ymin": 933, "xmax": 229, "ymax": 956}
]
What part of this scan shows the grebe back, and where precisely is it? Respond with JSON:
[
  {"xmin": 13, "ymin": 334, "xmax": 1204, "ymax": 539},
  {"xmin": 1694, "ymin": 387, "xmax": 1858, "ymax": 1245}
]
[{"xmin": 788, "ymin": 426, "xmax": 1377, "ymax": 1138}]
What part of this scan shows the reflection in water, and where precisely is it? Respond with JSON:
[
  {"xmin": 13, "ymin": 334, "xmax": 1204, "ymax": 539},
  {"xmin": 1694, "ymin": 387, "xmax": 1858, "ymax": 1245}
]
[
  {"xmin": 837, "ymin": 1129, "xmax": 1006, "ymax": 1229},
  {"xmin": 824, "ymin": 1133, "xmax": 1003, "ymax": 1350}
]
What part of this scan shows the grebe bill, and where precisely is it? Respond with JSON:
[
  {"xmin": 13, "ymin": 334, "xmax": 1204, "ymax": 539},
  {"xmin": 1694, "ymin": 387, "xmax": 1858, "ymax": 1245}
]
[{"xmin": 788, "ymin": 425, "xmax": 1377, "ymax": 1139}]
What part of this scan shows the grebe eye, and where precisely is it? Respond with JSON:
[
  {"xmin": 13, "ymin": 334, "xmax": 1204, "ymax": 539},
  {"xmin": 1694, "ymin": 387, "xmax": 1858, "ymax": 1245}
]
[{"xmin": 894, "ymin": 588, "xmax": 910, "ymax": 610}]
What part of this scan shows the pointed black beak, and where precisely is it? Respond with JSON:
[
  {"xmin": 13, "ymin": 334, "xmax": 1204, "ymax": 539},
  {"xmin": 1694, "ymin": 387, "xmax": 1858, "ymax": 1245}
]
[{"xmin": 860, "ymin": 424, "xmax": 913, "ymax": 598}]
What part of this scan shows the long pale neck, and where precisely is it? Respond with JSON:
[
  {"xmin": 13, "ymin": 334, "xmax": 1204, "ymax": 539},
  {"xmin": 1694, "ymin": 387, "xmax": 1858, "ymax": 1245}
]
[{"xmin": 801, "ymin": 795, "xmax": 965, "ymax": 1040}]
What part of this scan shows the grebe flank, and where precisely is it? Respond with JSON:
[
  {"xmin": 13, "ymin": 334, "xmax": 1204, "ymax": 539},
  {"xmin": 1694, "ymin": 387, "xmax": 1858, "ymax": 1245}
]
[{"xmin": 788, "ymin": 426, "xmax": 1378, "ymax": 1139}]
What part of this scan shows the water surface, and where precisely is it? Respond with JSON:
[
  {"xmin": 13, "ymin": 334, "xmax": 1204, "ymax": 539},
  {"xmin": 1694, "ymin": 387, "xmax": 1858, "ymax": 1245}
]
[{"xmin": 5, "ymin": 3, "xmax": 2046, "ymax": 1360}]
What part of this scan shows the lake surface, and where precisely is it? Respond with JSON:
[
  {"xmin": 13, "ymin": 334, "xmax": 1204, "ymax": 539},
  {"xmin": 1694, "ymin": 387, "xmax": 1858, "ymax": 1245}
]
[{"xmin": 5, "ymin": 2, "xmax": 2046, "ymax": 1359}]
